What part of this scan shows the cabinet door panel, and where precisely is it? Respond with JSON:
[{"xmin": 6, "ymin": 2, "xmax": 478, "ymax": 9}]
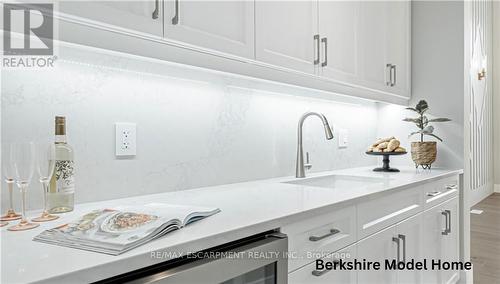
[
  {"xmin": 423, "ymin": 197, "xmax": 460, "ymax": 284},
  {"xmin": 396, "ymin": 214, "xmax": 424, "ymax": 284},
  {"xmin": 164, "ymin": 0, "xmax": 254, "ymax": 58},
  {"xmin": 255, "ymin": 0, "xmax": 317, "ymax": 74},
  {"xmin": 318, "ymin": 1, "xmax": 360, "ymax": 84},
  {"xmin": 357, "ymin": 225, "xmax": 397, "ymax": 284},
  {"xmin": 422, "ymin": 204, "xmax": 444, "ymax": 284},
  {"xmin": 441, "ymin": 197, "xmax": 460, "ymax": 284},
  {"xmin": 386, "ymin": 0, "xmax": 411, "ymax": 97},
  {"xmin": 58, "ymin": 1, "xmax": 163, "ymax": 36},
  {"xmin": 357, "ymin": 1, "xmax": 388, "ymax": 91}
]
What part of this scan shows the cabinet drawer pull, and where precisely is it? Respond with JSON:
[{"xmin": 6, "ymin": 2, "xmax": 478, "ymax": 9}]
[
  {"xmin": 313, "ymin": 34, "xmax": 320, "ymax": 65},
  {"xmin": 172, "ymin": 0, "xmax": 179, "ymax": 25},
  {"xmin": 152, "ymin": 0, "xmax": 159, "ymax": 19},
  {"xmin": 441, "ymin": 210, "xmax": 450, "ymax": 235},
  {"xmin": 446, "ymin": 209, "xmax": 452, "ymax": 233},
  {"xmin": 445, "ymin": 184, "xmax": 458, "ymax": 190},
  {"xmin": 312, "ymin": 260, "xmax": 338, "ymax": 277},
  {"xmin": 398, "ymin": 234, "xmax": 406, "ymax": 262},
  {"xmin": 392, "ymin": 237, "xmax": 400, "ymax": 262},
  {"xmin": 427, "ymin": 191, "xmax": 442, "ymax": 197},
  {"xmin": 386, "ymin": 64, "xmax": 392, "ymax": 86},
  {"xmin": 321, "ymin": 37, "xmax": 328, "ymax": 67},
  {"xmin": 391, "ymin": 64, "xmax": 397, "ymax": 86},
  {"xmin": 309, "ymin": 228, "xmax": 340, "ymax": 242}
]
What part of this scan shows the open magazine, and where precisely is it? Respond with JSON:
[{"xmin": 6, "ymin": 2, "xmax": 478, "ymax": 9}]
[{"xmin": 33, "ymin": 203, "xmax": 221, "ymax": 255}]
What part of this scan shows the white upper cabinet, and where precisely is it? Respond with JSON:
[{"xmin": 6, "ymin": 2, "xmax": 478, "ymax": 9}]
[
  {"xmin": 58, "ymin": 1, "xmax": 163, "ymax": 37},
  {"xmin": 356, "ymin": 1, "xmax": 390, "ymax": 92},
  {"xmin": 255, "ymin": 0, "xmax": 318, "ymax": 74},
  {"xmin": 385, "ymin": 0, "xmax": 411, "ymax": 97},
  {"xmin": 163, "ymin": 0, "xmax": 255, "ymax": 59},
  {"xmin": 317, "ymin": 1, "xmax": 360, "ymax": 84},
  {"xmin": 56, "ymin": 0, "xmax": 411, "ymax": 104}
]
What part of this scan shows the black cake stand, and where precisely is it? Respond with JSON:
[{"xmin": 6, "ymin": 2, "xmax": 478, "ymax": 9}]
[{"xmin": 366, "ymin": 151, "xmax": 407, "ymax": 172}]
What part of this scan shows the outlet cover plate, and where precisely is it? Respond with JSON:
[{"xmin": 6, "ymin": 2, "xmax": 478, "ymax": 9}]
[
  {"xmin": 338, "ymin": 129, "xmax": 348, "ymax": 148},
  {"xmin": 115, "ymin": 122, "xmax": 136, "ymax": 157}
]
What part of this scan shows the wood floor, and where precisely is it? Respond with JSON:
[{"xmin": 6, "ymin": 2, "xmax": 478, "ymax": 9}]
[{"xmin": 471, "ymin": 193, "xmax": 500, "ymax": 284}]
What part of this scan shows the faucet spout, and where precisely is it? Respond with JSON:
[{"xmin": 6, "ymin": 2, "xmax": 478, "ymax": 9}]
[{"xmin": 296, "ymin": 112, "xmax": 333, "ymax": 178}]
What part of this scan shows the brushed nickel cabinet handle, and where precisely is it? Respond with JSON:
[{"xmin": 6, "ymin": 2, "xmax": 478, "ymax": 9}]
[
  {"xmin": 152, "ymin": 0, "xmax": 159, "ymax": 19},
  {"xmin": 386, "ymin": 64, "xmax": 392, "ymax": 86},
  {"xmin": 392, "ymin": 237, "xmax": 400, "ymax": 262},
  {"xmin": 391, "ymin": 65, "xmax": 397, "ymax": 86},
  {"xmin": 309, "ymin": 228, "xmax": 340, "ymax": 242},
  {"xmin": 321, "ymin": 37, "xmax": 328, "ymax": 67},
  {"xmin": 445, "ymin": 209, "xmax": 451, "ymax": 234},
  {"xmin": 427, "ymin": 191, "xmax": 442, "ymax": 197},
  {"xmin": 441, "ymin": 210, "xmax": 449, "ymax": 235},
  {"xmin": 312, "ymin": 261, "xmax": 338, "ymax": 277},
  {"xmin": 313, "ymin": 34, "xmax": 320, "ymax": 65},
  {"xmin": 398, "ymin": 234, "xmax": 406, "ymax": 262},
  {"xmin": 172, "ymin": 0, "xmax": 179, "ymax": 25},
  {"xmin": 446, "ymin": 184, "xmax": 458, "ymax": 190}
]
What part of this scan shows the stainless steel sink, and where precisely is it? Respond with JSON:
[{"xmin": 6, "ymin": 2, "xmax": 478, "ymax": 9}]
[{"xmin": 283, "ymin": 174, "xmax": 387, "ymax": 189}]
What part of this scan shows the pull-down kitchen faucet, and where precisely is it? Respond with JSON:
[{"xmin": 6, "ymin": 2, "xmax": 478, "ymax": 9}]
[{"xmin": 296, "ymin": 112, "xmax": 334, "ymax": 178}]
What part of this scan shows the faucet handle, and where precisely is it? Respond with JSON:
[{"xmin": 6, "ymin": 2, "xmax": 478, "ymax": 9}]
[{"xmin": 305, "ymin": 152, "xmax": 313, "ymax": 170}]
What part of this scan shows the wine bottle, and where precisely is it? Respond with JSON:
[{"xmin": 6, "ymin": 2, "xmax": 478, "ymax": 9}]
[{"xmin": 48, "ymin": 116, "xmax": 75, "ymax": 213}]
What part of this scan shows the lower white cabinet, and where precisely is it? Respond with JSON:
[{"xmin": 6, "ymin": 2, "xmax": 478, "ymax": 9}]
[
  {"xmin": 422, "ymin": 197, "xmax": 460, "ymax": 284},
  {"xmin": 356, "ymin": 224, "xmax": 398, "ymax": 284},
  {"xmin": 285, "ymin": 175, "xmax": 461, "ymax": 284},
  {"xmin": 357, "ymin": 213, "xmax": 423, "ymax": 284},
  {"xmin": 289, "ymin": 244, "xmax": 357, "ymax": 284}
]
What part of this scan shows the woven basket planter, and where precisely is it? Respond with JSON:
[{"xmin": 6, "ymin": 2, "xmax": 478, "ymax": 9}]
[{"xmin": 411, "ymin": 142, "xmax": 437, "ymax": 169}]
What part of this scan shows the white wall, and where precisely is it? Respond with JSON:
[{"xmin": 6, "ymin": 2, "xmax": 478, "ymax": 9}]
[
  {"xmin": 1, "ymin": 42, "xmax": 379, "ymax": 211},
  {"xmin": 494, "ymin": 1, "xmax": 500, "ymax": 192},
  {"xmin": 377, "ymin": 1, "xmax": 464, "ymax": 170}
]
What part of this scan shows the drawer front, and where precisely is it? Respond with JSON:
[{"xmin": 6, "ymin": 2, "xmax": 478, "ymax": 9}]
[
  {"xmin": 357, "ymin": 185, "xmax": 423, "ymax": 239},
  {"xmin": 289, "ymin": 244, "xmax": 357, "ymax": 284},
  {"xmin": 282, "ymin": 205, "xmax": 356, "ymax": 272},
  {"xmin": 424, "ymin": 175, "xmax": 459, "ymax": 209}
]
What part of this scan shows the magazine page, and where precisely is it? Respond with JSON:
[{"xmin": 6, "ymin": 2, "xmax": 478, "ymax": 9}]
[{"xmin": 34, "ymin": 203, "xmax": 220, "ymax": 251}]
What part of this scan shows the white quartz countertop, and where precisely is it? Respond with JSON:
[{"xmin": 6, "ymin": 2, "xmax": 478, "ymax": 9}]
[{"xmin": 1, "ymin": 167, "xmax": 462, "ymax": 283}]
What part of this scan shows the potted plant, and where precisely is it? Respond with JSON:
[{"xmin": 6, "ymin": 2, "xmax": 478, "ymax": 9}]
[{"xmin": 403, "ymin": 100, "xmax": 451, "ymax": 169}]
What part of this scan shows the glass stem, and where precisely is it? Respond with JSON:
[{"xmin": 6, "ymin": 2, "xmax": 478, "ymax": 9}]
[
  {"xmin": 8, "ymin": 182, "xmax": 14, "ymax": 210},
  {"xmin": 42, "ymin": 181, "xmax": 49, "ymax": 212},
  {"xmin": 20, "ymin": 185, "xmax": 27, "ymax": 222}
]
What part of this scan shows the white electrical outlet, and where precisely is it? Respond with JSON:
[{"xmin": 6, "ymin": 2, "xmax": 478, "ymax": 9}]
[
  {"xmin": 338, "ymin": 129, "xmax": 349, "ymax": 148},
  {"xmin": 115, "ymin": 123, "xmax": 136, "ymax": 156}
]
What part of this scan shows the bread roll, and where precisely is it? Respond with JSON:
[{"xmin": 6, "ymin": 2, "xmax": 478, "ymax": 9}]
[
  {"xmin": 386, "ymin": 139, "xmax": 400, "ymax": 152},
  {"xmin": 377, "ymin": 142, "xmax": 389, "ymax": 149},
  {"xmin": 395, "ymin": 146, "xmax": 406, "ymax": 153},
  {"xmin": 372, "ymin": 136, "xmax": 395, "ymax": 147}
]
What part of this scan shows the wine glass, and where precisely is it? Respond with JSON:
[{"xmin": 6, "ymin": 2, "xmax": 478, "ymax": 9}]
[
  {"xmin": 32, "ymin": 143, "xmax": 58, "ymax": 222},
  {"xmin": 8, "ymin": 142, "xmax": 39, "ymax": 231},
  {"xmin": 1, "ymin": 144, "xmax": 21, "ymax": 221}
]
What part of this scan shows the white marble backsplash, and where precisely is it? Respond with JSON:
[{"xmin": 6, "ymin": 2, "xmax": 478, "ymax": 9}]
[{"xmin": 1, "ymin": 42, "xmax": 380, "ymax": 210}]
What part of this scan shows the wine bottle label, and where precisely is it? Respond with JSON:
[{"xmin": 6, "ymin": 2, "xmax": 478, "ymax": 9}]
[{"xmin": 55, "ymin": 160, "xmax": 75, "ymax": 193}]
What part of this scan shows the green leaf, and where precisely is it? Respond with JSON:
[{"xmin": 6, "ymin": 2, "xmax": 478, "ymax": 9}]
[
  {"xmin": 415, "ymin": 100, "xmax": 428, "ymax": 113},
  {"xmin": 422, "ymin": 125, "xmax": 434, "ymax": 134},
  {"xmin": 402, "ymin": 118, "xmax": 421, "ymax": 123},
  {"xmin": 422, "ymin": 116, "xmax": 429, "ymax": 127},
  {"xmin": 405, "ymin": 107, "xmax": 419, "ymax": 113},
  {"xmin": 427, "ymin": 118, "xmax": 452, "ymax": 122},
  {"xmin": 425, "ymin": 133, "xmax": 443, "ymax": 142}
]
